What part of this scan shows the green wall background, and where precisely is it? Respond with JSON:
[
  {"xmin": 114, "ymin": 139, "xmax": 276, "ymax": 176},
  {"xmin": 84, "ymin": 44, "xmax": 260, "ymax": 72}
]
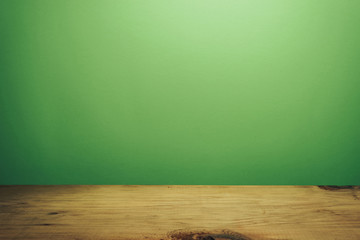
[{"xmin": 1, "ymin": 0, "xmax": 359, "ymax": 185}]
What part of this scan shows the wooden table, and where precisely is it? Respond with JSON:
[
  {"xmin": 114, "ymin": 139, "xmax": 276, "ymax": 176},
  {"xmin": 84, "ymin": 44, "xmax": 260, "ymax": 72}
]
[{"xmin": 0, "ymin": 186, "xmax": 359, "ymax": 240}]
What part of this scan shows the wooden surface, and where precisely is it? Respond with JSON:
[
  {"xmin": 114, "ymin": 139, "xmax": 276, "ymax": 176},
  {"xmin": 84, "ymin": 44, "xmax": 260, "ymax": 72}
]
[{"xmin": 0, "ymin": 186, "xmax": 359, "ymax": 240}]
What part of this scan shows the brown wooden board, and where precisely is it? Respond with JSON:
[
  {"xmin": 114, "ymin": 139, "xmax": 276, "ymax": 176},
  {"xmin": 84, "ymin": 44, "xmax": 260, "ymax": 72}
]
[{"xmin": 0, "ymin": 186, "xmax": 359, "ymax": 240}]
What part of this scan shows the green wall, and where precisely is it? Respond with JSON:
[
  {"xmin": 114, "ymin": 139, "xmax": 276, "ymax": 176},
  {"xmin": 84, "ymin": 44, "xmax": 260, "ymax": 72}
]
[{"xmin": 1, "ymin": 0, "xmax": 360, "ymax": 184}]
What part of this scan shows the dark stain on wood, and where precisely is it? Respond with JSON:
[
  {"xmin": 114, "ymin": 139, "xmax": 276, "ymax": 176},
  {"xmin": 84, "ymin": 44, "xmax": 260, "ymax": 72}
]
[
  {"xmin": 48, "ymin": 212, "xmax": 59, "ymax": 215},
  {"xmin": 168, "ymin": 230, "xmax": 252, "ymax": 240},
  {"xmin": 32, "ymin": 223, "xmax": 55, "ymax": 226},
  {"xmin": 318, "ymin": 186, "xmax": 360, "ymax": 200},
  {"xmin": 318, "ymin": 185, "xmax": 357, "ymax": 190}
]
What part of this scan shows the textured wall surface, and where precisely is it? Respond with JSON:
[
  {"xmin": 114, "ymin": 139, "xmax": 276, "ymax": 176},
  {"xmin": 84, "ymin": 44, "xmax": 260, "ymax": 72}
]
[{"xmin": 1, "ymin": 0, "xmax": 360, "ymax": 184}]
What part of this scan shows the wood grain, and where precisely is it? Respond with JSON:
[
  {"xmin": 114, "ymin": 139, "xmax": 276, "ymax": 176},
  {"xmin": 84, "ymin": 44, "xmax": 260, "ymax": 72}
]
[{"xmin": 0, "ymin": 186, "xmax": 359, "ymax": 240}]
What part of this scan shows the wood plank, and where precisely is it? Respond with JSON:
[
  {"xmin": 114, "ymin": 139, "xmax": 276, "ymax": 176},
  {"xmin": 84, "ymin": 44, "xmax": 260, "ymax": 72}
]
[{"xmin": 0, "ymin": 186, "xmax": 359, "ymax": 240}]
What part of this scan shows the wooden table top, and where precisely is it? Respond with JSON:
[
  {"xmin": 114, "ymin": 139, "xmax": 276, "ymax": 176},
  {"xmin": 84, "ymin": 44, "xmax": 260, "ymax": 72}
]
[{"xmin": 0, "ymin": 185, "xmax": 359, "ymax": 240}]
